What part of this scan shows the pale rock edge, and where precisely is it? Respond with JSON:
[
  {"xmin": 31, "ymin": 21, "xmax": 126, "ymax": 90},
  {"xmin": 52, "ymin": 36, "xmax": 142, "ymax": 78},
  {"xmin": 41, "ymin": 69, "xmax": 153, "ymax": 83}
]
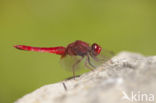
[{"xmin": 15, "ymin": 52, "xmax": 156, "ymax": 103}]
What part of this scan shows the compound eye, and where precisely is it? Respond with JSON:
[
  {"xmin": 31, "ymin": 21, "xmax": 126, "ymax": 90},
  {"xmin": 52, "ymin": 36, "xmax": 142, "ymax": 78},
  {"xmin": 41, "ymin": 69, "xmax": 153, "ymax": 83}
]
[{"xmin": 91, "ymin": 43, "xmax": 102, "ymax": 56}]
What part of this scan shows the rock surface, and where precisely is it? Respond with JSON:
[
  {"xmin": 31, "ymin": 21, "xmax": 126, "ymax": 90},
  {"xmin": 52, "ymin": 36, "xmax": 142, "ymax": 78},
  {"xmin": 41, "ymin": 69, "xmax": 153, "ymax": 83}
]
[{"xmin": 15, "ymin": 52, "xmax": 156, "ymax": 103}]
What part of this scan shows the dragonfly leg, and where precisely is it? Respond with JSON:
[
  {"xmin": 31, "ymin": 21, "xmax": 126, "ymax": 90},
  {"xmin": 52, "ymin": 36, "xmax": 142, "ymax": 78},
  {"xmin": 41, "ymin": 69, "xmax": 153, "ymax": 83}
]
[
  {"xmin": 84, "ymin": 59, "xmax": 94, "ymax": 71},
  {"xmin": 87, "ymin": 55, "xmax": 96, "ymax": 68},
  {"xmin": 72, "ymin": 67, "xmax": 75, "ymax": 79},
  {"xmin": 72, "ymin": 57, "xmax": 83, "ymax": 79}
]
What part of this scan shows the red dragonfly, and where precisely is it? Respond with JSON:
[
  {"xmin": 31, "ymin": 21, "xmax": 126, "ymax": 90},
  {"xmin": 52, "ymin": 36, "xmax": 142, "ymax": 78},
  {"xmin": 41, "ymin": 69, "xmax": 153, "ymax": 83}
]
[{"xmin": 14, "ymin": 40, "xmax": 113, "ymax": 78}]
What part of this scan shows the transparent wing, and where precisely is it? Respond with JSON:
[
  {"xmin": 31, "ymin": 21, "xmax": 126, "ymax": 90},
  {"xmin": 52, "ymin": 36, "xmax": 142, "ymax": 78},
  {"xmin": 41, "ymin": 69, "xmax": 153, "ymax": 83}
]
[
  {"xmin": 97, "ymin": 48, "xmax": 114, "ymax": 61},
  {"xmin": 60, "ymin": 48, "xmax": 114, "ymax": 71},
  {"xmin": 60, "ymin": 55, "xmax": 85, "ymax": 71},
  {"xmin": 88, "ymin": 48, "xmax": 115, "ymax": 67}
]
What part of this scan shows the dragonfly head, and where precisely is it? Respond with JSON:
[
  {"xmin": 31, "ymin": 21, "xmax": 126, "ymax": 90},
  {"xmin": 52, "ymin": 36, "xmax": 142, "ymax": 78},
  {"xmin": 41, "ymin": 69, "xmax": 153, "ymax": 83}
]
[{"xmin": 91, "ymin": 43, "xmax": 102, "ymax": 56}]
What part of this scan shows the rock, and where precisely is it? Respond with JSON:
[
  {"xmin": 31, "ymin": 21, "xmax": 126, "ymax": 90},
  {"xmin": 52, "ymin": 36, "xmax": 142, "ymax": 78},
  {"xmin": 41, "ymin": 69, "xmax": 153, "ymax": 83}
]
[{"xmin": 15, "ymin": 52, "xmax": 156, "ymax": 103}]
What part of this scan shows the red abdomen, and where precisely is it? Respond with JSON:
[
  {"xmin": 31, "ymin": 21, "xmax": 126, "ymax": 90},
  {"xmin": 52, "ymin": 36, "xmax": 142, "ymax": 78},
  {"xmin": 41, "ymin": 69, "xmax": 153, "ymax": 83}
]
[{"xmin": 14, "ymin": 45, "xmax": 66, "ymax": 55}]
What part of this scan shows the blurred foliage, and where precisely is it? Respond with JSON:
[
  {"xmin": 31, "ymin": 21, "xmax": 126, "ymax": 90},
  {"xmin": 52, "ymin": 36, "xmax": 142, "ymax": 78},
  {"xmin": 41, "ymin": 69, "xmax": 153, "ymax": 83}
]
[{"xmin": 0, "ymin": 0, "xmax": 156, "ymax": 103}]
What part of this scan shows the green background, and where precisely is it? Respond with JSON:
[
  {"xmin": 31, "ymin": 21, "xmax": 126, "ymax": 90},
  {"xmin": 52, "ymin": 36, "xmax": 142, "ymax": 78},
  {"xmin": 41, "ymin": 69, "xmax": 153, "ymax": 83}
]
[{"xmin": 0, "ymin": 0, "xmax": 156, "ymax": 103}]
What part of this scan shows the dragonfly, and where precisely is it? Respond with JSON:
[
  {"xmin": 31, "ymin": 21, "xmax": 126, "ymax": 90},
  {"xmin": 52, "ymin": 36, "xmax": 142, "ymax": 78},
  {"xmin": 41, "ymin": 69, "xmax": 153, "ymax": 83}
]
[{"xmin": 14, "ymin": 40, "xmax": 114, "ymax": 78}]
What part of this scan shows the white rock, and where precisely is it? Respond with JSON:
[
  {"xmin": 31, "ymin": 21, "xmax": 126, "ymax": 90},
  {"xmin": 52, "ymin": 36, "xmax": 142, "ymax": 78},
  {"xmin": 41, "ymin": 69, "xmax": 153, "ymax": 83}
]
[{"xmin": 15, "ymin": 52, "xmax": 156, "ymax": 103}]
